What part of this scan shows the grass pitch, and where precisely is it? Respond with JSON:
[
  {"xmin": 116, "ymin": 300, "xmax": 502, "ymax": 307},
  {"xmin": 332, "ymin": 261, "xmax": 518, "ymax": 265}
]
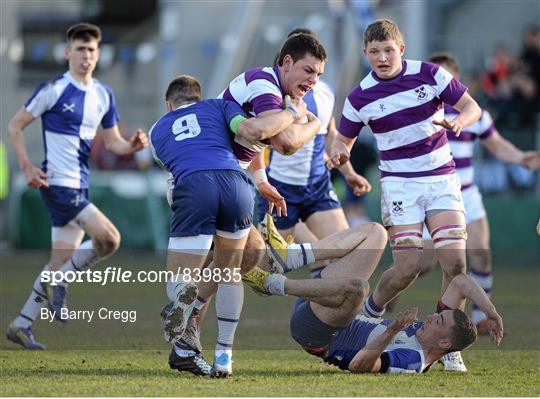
[{"xmin": 1, "ymin": 250, "xmax": 539, "ymax": 396}]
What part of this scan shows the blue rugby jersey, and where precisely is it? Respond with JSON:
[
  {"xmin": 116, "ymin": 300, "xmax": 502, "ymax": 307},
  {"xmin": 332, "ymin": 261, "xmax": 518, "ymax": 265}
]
[
  {"xmin": 25, "ymin": 71, "xmax": 119, "ymax": 189},
  {"xmin": 149, "ymin": 99, "xmax": 246, "ymax": 183},
  {"xmin": 326, "ymin": 316, "xmax": 427, "ymax": 374}
]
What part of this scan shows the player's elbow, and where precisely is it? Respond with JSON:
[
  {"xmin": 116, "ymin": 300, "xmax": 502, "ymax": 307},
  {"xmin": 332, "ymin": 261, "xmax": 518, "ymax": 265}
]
[{"xmin": 272, "ymin": 137, "xmax": 300, "ymax": 155}]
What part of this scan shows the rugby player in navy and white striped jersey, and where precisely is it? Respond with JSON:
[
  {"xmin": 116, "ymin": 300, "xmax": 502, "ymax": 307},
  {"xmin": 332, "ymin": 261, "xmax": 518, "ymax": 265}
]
[
  {"xmin": 6, "ymin": 23, "xmax": 148, "ymax": 350},
  {"xmin": 328, "ymin": 19, "xmax": 483, "ymax": 370},
  {"xmin": 150, "ymin": 75, "xmax": 306, "ymax": 377}
]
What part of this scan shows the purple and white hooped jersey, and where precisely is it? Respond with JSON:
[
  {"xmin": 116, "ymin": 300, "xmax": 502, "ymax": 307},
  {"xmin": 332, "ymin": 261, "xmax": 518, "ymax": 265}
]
[
  {"xmin": 445, "ymin": 105, "xmax": 495, "ymax": 190},
  {"xmin": 268, "ymin": 80, "xmax": 335, "ymax": 186},
  {"xmin": 339, "ymin": 60, "xmax": 468, "ymax": 182},
  {"xmin": 326, "ymin": 316, "xmax": 427, "ymax": 374},
  {"xmin": 25, "ymin": 71, "xmax": 119, "ymax": 189},
  {"xmin": 219, "ymin": 66, "xmax": 284, "ymax": 168}
]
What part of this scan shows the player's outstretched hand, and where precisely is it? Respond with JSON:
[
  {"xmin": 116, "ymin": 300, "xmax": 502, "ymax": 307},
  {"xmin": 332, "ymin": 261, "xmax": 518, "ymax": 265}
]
[
  {"xmin": 345, "ymin": 172, "xmax": 372, "ymax": 196},
  {"xmin": 433, "ymin": 118, "xmax": 463, "ymax": 136},
  {"xmin": 388, "ymin": 308, "xmax": 418, "ymax": 333},
  {"xmin": 486, "ymin": 312, "xmax": 504, "ymax": 346},
  {"xmin": 23, "ymin": 163, "xmax": 48, "ymax": 189},
  {"xmin": 327, "ymin": 140, "xmax": 350, "ymax": 170},
  {"xmin": 258, "ymin": 181, "xmax": 287, "ymax": 217},
  {"xmin": 130, "ymin": 129, "xmax": 149, "ymax": 152},
  {"xmin": 522, "ymin": 151, "xmax": 540, "ymax": 171}
]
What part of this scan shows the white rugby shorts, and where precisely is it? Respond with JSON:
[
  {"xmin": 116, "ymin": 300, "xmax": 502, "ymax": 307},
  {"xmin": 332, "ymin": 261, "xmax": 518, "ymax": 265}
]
[{"xmin": 381, "ymin": 174, "xmax": 465, "ymax": 227}]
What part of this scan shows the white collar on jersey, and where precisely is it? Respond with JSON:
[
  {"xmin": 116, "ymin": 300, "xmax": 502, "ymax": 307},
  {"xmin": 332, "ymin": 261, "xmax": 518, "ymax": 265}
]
[
  {"xmin": 174, "ymin": 102, "xmax": 197, "ymax": 110},
  {"xmin": 65, "ymin": 71, "xmax": 95, "ymax": 91}
]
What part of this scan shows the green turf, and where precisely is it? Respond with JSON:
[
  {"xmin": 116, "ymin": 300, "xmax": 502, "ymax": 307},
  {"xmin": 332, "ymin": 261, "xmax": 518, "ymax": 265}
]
[{"xmin": 1, "ymin": 251, "xmax": 539, "ymax": 396}]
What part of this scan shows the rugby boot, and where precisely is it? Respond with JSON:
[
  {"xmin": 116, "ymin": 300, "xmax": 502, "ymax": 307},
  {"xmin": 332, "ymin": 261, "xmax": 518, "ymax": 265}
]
[
  {"xmin": 441, "ymin": 351, "xmax": 467, "ymax": 372},
  {"xmin": 259, "ymin": 213, "xmax": 289, "ymax": 273},
  {"xmin": 211, "ymin": 352, "xmax": 233, "ymax": 378},
  {"xmin": 6, "ymin": 323, "xmax": 46, "ymax": 350},
  {"xmin": 242, "ymin": 267, "xmax": 272, "ymax": 296},
  {"xmin": 168, "ymin": 347, "xmax": 211, "ymax": 376}
]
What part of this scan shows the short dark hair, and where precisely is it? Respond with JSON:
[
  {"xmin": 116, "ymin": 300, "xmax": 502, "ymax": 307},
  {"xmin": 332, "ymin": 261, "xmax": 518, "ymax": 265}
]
[
  {"xmin": 66, "ymin": 22, "xmax": 101, "ymax": 43},
  {"xmin": 363, "ymin": 19, "xmax": 404, "ymax": 47},
  {"xmin": 429, "ymin": 52, "xmax": 460, "ymax": 74},
  {"xmin": 449, "ymin": 309, "xmax": 477, "ymax": 352},
  {"xmin": 276, "ymin": 33, "xmax": 327, "ymax": 66},
  {"xmin": 165, "ymin": 75, "xmax": 202, "ymax": 107},
  {"xmin": 273, "ymin": 28, "xmax": 318, "ymax": 65}
]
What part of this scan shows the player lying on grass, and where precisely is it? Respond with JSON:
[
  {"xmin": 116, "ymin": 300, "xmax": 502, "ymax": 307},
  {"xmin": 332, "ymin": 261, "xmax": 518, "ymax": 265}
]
[{"xmin": 247, "ymin": 215, "xmax": 503, "ymax": 373}]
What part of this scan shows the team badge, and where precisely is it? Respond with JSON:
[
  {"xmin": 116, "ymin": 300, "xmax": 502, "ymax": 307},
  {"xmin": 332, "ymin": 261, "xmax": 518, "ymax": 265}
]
[
  {"xmin": 414, "ymin": 86, "xmax": 426, "ymax": 100},
  {"xmin": 62, "ymin": 103, "xmax": 75, "ymax": 112},
  {"xmin": 392, "ymin": 201, "xmax": 403, "ymax": 215}
]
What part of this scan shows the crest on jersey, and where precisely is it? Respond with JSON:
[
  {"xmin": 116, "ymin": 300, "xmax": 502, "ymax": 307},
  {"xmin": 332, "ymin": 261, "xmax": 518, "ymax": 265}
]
[
  {"xmin": 392, "ymin": 201, "xmax": 403, "ymax": 214},
  {"xmin": 62, "ymin": 103, "xmax": 75, "ymax": 112},
  {"xmin": 379, "ymin": 103, "xmax": 386, "ymax": 112},
  {"xmin": 414, "ymin": 86, "xmax": 426, "ymax": 100}
]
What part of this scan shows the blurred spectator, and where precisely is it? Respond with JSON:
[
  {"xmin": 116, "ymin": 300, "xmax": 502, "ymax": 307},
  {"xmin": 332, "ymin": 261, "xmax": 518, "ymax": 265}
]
[
  {"xmin": 480, "ymin": 45, "xmax": 537, "ymax": 127},
  {"xmin": 520, "ymin": 25, "xmax": 540, "ymax": 110}
]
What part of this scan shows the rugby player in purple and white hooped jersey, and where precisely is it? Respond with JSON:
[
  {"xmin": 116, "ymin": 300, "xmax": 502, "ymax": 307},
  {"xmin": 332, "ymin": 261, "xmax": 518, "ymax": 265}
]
[
  {"xmin": 257, "ymin": 29, "xmax": 371, "ymax": 269},
  {"xmin": 328, "ymin": 19, "xmax": 483, "ymax": 369},
  {"xmin": 417, "ymin": 53, "xmax": 540, "ymax": 336},
  {"xmin": 5, "ymin": 23, "xmax": 149, "ymax": 350},
  {"xmin": 192, "ymin": 33, "xmax": 325, "ymax": 374}
]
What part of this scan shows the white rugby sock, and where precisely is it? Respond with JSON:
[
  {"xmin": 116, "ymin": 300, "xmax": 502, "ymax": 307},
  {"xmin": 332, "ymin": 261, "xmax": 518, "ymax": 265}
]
[
  {"xmin": 469, "ymin": 269, "xmax": 493, "ymax": 324},
  {"xmin": 286, "ymin": 243, "xmax": 315, "ymax": 271},
  {"xmin": 57, "ymin": 241, "xmax": 101, "ymax": 286},
  {"xmin": 166, "ymin": 273, "xmax": 190, "ymax": 302},
  {"xmin": 215, "ymin": 283, "xmax": 243, "ymax": 352},
  {"xmin": 264, "ymin": 274, "xmax": 286, "ymax": 296},
  {"xmin": 14, "ymin": 265, "xmax": 50, "ymax": 328}
]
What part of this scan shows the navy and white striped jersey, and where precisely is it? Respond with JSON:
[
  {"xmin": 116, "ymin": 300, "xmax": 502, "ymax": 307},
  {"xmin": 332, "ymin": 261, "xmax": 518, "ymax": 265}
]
[
  {"xmin": 25, "ymin": 71, "xmax": 119, "ymax": 188},
  {"xmin": 268, "ymin": 80, "xmax": 335, "ymax": 186},
  {"xmin": 326, "ymin": 316, "xmax": 427, "ymax": 374}
]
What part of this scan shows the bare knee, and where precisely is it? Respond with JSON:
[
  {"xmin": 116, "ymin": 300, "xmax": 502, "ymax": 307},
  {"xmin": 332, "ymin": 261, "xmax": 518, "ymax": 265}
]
[
  {"xmin": 442, "ymin": 259, "xmax": 466, "ymax": 279},
  {"xmin": 361, "ymin": 222, "xmax": 388, "ymax": 246},
  {"xmin": 94, "ymin": 228, "xmax": 121, "ymax": 257}
]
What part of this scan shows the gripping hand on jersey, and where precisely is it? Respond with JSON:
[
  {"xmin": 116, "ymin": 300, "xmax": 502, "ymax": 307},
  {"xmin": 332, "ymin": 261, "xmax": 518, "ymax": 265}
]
[
  {"xmin": 283, "ymin": 95, "xmax": 308, "ymax": 121},
  {"xmin": 387, "ymin": 308, "xmax": 418, "ymax": 334},
  {"xmin": 432, "ymin": 118, "xmax": 463, "ymax": 136}
]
